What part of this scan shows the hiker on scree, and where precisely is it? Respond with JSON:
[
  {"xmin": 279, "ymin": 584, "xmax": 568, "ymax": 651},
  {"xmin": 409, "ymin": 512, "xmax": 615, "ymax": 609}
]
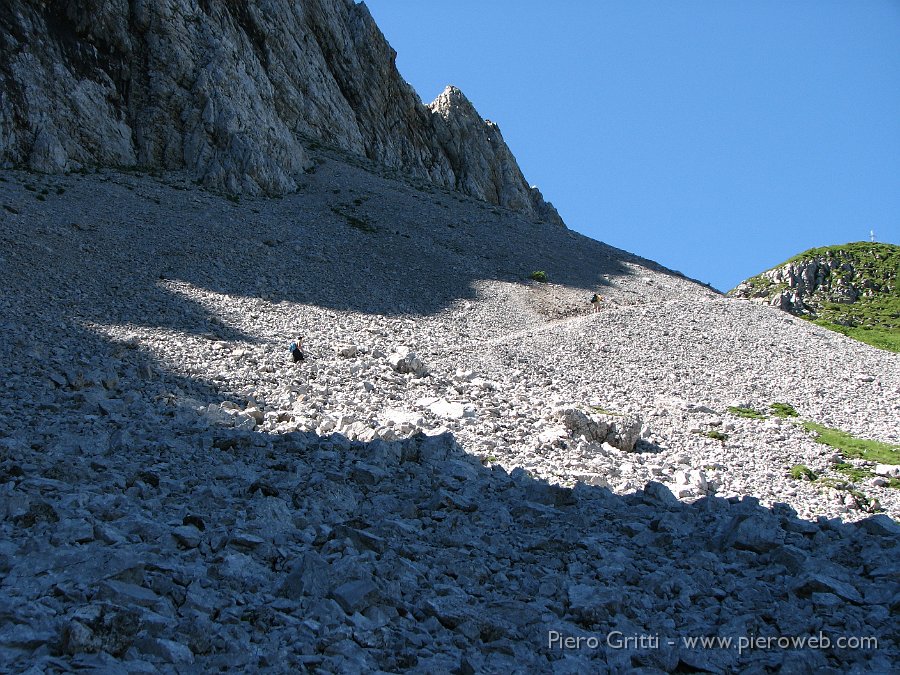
[{"xmin": 290, "ymin": 336, "xmax": 305, "ymax": 363}]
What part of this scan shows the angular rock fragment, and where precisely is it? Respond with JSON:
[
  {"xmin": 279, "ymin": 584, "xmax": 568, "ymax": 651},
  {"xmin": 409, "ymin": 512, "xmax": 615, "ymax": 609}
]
[
  {"xmin": 279, "ymin": 551, "xmax": 331, "ymax": 601},
  {"xmin": 388, "ymin": 347, "xmax": 428, "ymax": 377},
  {"xmin": 331, "ymin": 579, "xmax": 378, "ymax": 614}
]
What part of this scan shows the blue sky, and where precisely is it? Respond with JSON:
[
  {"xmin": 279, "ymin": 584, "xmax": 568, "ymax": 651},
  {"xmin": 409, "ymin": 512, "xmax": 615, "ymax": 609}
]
[{"xmin": 364, "ymin": 1, "xmax": 900, "ymax": 291}]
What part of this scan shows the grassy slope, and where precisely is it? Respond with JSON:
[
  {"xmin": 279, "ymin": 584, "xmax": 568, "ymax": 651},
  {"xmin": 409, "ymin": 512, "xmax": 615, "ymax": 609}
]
[{"xmin": 733, "ymin": 242, "xmax": 899, "ymax": 352}]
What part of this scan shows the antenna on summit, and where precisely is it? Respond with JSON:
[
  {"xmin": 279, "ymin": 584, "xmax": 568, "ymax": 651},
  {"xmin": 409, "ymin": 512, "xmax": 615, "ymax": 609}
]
[{"xmin": 870, "ymin": 229, "xmax": 876, "ymax": 243}]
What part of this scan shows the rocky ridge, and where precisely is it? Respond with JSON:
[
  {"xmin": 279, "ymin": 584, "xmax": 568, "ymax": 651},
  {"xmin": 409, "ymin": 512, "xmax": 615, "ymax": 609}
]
[
  {"xmin": 0, "ymin": 155, "xmax": 898, "ymax": 671},
  {"xmin": 0, "ymin": 0, "xmax": 560, "ymax": 223},
  {"xmin": 728, "ymin": 243, "xmax": 898, "ymax": 323}
]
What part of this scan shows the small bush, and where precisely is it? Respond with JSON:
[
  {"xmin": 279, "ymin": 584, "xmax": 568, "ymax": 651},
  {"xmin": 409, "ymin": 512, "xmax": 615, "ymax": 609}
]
[
  {"xmin": 727, "ymin": 406, "xmax": 766, "ymax": 419},
  {"xmin": 789, "ymin": 464, "xmax": 817, "ymax": 481},
  {"xmin": 705, "ymin": 430, "xmax": 728, "ymax": 442},
  {"xmin": 770, "ymin": 402, "xmax": 799, "ymax": 418},
  {"xmin": 529, "ymin": 270, "xmax": 548, "ymax": 283}
]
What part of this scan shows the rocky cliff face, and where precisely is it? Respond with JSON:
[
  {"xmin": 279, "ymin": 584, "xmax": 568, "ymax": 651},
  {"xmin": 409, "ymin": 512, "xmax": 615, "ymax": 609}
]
[
  {"xmin": 729, "ymin": 242, "xmax": 898, "ymax": 326},
  {"xmin": 428, "ymin": 86, "xmax": 562, "ymax": 225},
  {"xmin": 0, "ymin": 0, "xmax": 561, "ymax": 222}
]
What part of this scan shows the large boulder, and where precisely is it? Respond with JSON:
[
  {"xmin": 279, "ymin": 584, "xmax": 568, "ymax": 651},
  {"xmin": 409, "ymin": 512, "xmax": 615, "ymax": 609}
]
[{"xmin": 556, "ymin": 407, "xmax": 643, "ymax": 452}]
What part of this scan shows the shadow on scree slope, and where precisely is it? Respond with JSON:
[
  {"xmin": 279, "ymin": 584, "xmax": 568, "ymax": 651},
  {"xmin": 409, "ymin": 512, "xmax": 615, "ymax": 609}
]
[
  {"xmin": 169, "ymin": 423, "xmax": 900, "ymax": 672},
  {"xmin": 0, "ymin": 173, "xmax": 895, "ymax": 671},
  {"xmin": 7, "ymin": 353, "xmax": 898, "ymax": 671},
  {"xmin": 0, "ymin": 157, "xmax": 702, "ymax": 335},
  {"xmin": 4, "ymin": 294, "xmax": 897, "ymax": 671}
]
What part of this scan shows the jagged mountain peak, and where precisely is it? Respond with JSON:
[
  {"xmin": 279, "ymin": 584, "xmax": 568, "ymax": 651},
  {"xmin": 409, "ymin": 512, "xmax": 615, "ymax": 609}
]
[
  {"xmin": 0, "ymin": 0, "xmax": 560, "ymax": 222},
  {"xmin": 430, "ymin": 84, "xmax": 473, "ymax": 108}
]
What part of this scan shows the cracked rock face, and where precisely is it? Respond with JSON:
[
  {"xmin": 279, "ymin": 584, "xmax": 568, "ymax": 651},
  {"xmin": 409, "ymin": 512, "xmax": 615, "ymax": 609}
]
[
  {"xmin": 428, "ymin": 86, "xmax": 564, "ymax": 227},
  {"xmin": 0, "ymin": 0, "xmax": 561, "ymax": 222}
]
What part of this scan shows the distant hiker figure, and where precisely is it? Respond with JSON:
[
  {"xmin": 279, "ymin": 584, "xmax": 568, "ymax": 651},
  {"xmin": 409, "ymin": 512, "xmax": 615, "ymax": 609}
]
[
  {"xmin": 591, "ymin": 293, "xmax": 603, "ymax": 313},
  {"xmin": 290, "ymin": 336, "xmax": 305, "ymax": 363}
]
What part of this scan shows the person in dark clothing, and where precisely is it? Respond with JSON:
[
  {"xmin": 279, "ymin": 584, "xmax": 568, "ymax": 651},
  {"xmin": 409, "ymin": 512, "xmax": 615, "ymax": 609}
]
[{"xmin": 290, "ymin": 336, "xmax": 305, "ymax": 363}]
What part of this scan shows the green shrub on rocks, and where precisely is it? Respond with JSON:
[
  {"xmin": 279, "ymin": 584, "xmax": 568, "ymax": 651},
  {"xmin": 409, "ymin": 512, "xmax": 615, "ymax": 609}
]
[
  {"xmin": 529, "ymin": 270, "xmax": 548, "ymax": 283},
  {"xmin": 727, "ymin": 406, "xmax": 766, "ymax": 419},
  {"xmin": 789, "ymin": 464, "xmax": 817, "ymax": 481},
  {"xmin": 769, "ymin": 402, "xmax": 799, "ymax": 418}
]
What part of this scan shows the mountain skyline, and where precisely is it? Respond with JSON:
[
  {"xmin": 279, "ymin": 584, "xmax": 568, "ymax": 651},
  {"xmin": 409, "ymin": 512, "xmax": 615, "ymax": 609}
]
[{"xmin": 366, "ymin": 0, "xmax": 900, "ymax": 291}]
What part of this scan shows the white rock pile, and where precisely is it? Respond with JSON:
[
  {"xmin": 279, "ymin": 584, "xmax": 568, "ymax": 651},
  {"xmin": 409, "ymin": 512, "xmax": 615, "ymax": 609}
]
[{"xmin": 0, "ymin": 158, "xmax": 897, "ymax": 671}]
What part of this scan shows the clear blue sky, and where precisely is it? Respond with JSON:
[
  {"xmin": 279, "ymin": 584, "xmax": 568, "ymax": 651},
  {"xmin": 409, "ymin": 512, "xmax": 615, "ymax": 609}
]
[{"xmin": 364, "ymin": 1, "xmax": 900, "ymax": 291}]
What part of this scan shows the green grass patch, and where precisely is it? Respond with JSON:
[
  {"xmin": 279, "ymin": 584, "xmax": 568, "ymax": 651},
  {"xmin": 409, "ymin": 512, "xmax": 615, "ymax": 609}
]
[
  {"xmin": 705, "ymin": 430, "xmax": 728, "ymax": 442},
  {"xmin": 811, "ymin": 320, "xmax": 900, "ymax": 353},
  {"xmin": 803, "ymin": 422, "xmax": 900, "ymax": 464},
  {"xmin": 588, "ymin": 406, "xmax": 624, "ymax": 416},
  {"xmin": 831, "ymin": 463, "xmax": 900, "ymax": 490},
  {"xmin": 816, "ymin": 476, "xmax": 850, "ymax": 491},
  {"xmin": 529, "ymin": 270, "xmax": 548, "ymax": 283},
  {"xmin": 833, "ymin": 462, "xmax": 873, "ymax": 482},
  {"xmin": 769, "ymin": 402, "xmax": 799, "ymax": 418},
  {"xmin": 789, "ymin": 464, "xmax": 817, "ymax": 481},
  {"xmin": 727, "ymin": 406, "xmax": 766, "ymax": 419}
]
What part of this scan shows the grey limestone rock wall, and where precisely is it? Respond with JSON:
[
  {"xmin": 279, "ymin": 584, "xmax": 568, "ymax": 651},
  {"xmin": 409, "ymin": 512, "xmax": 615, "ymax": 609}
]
[{"xmin": 0, "ymin": 0, "xmax": 562, "ymax": 222}]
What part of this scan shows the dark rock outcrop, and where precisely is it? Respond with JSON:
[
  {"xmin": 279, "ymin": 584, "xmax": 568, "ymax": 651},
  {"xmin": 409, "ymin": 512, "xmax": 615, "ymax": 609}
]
[{"xmin": 0, "ymin": 0, "xmax": 561, "ymax": 222}]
